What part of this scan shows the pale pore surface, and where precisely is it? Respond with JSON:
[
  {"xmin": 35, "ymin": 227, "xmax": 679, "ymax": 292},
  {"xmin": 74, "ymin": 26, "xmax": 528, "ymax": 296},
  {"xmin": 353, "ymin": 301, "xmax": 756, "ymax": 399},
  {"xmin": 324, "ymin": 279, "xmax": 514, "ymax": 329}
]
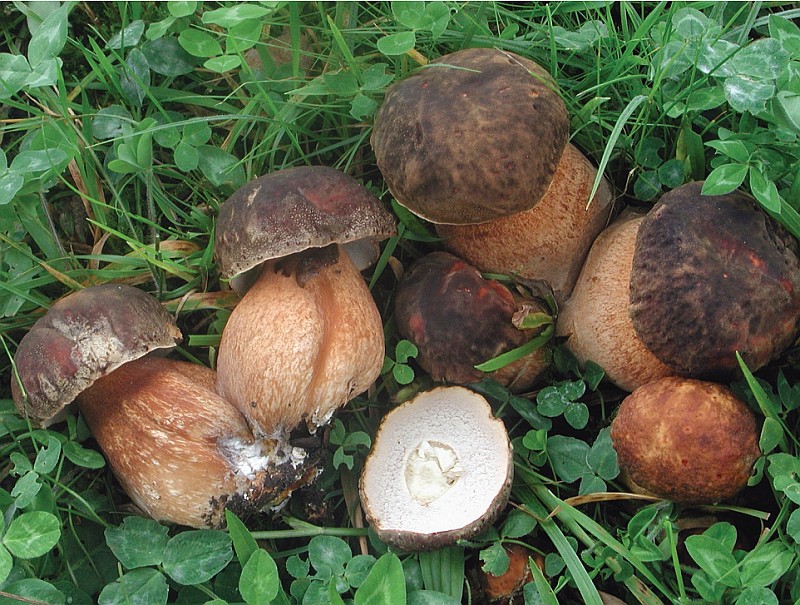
[{"xmin": 362, "ymin": 387, "xmax": 511, "ymax": 535}]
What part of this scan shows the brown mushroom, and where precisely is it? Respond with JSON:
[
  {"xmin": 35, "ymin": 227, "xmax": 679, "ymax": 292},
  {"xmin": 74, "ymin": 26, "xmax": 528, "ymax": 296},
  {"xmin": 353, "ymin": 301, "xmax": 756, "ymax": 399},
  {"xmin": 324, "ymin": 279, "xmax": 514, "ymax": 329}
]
[
  {"xmin": 436, "ymin": 143, "xmax": 615, "ymax": 304},
  {"xmin": 11, "ymin": 284, "xmax": 181, "ymax": 426},
  {"xmin": 557, "ymin": 212, "xmax": 674, "ymax": 392},
  {"xmin": 628, "ymin": 181, "xmax": 800, "ymax": 378},
  {"xmin": 371, "ymin": 47, "xmax": 569, "ymax": 225},
  {"xmin": 77, "ymin": 356, "xmax": 313, "ymax": 528},
  {"xmin": 214, "ymin": 166, "xmax": 396, "ymax": 437},
  {"xmin": 558, "ymin": 182, "xmax": 800, "ymax": 390},
  {"xmin": 394, "ymin": 251, "xmax": 552, "ymax": 392},
  {"xmin": 359, "ymin": 386, "xmax": 513, "ymax": 552},
  {"xmin": 610, "ymin": 377, "xmax": 761, "ymax": 504},
  {"xmin": 479, "ymin": 543, "xmax": 535, "ymax": 603},
  {"xmin": 10, "ymin": 284, "xmax": 293, "ymax": 528}
]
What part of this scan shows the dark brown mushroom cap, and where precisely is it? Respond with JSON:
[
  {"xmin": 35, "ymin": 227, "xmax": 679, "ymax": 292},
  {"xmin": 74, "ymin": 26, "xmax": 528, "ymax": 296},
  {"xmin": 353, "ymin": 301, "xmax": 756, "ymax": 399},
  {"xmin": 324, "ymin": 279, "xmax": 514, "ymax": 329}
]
[
  {"xmin": 394, "ymin": 251, "xmax": 550, "ymax": 391},
  {"xmin": 11, "ymin": 284, "xmax": 181, "ymax": 425},
  {"xmin": 371, "ymin": 47, "xmax": 569, "ymax": 225},
  {"xmin": 629, "ymin": 181, "xmax": 800, "ymax": 378},
  {"xmin": 214, "ymin": 165, "xmax": 396, "ymax": 282}
]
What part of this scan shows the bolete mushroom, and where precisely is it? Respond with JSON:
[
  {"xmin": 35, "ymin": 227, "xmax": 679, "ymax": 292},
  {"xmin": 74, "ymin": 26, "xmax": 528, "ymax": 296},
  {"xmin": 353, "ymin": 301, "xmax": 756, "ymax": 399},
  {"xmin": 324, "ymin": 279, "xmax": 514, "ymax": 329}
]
[
  {"xmin": 11, "ymin": 284, "xmax": 295, "ymax": 528},
  {"xmin": 214, "ymin": 165, "xmax": 396, "ymax": 438},
  {"xmin": 394, "ymin": 251, "xmax": 552, "ymax": 392},
  {"xmin": 558, "ymin": 183, "xmax": 800, "ymax": 390},
  {"xmin": 359, "ymin": 386, "xmax": 513, "ymax": 551},
  {"xmin": 78, "ymin": 356, "xmax": 313, "ymax": 528},
  {"xmin": 557, "ymin": 212, "xmax": 674, "ymax": 392},
  {"xmin": 610, "ymin": 377, "xmax": 761, "ymax": 504},
  {"xmin": 436, "ymin": 143, "xmax": 615, "ymax": 304},
  {"xmin": 371, "ymin": 47, "xmax": 569, "ymax": 225}
]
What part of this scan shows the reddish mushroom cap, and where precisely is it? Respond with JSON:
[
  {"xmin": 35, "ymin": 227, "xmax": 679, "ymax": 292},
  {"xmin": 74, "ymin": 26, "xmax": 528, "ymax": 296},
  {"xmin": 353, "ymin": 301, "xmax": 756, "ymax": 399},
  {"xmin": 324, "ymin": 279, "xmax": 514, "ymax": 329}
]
[
  {"xmin": 11, "ymin": 284, "xmax": 181, "ymax": 425},
  {"xmin": 214, "ymin": 165, "xmax": 396, "ymax": 286},
  {"xmin": 629, "ymin": 181, "xmax": 800, "ymax": 378},
  {"xmin": 394, "ymin": 251, "xmax": 551, "ymax": 391}
]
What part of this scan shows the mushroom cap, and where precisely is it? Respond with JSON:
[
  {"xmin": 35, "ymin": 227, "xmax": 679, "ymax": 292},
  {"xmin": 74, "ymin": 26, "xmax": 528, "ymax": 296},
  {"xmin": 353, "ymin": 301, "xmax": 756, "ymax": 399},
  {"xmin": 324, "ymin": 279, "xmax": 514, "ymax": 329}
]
[
  {"xmin": 359, "ymin": 386, "xmax": 513, "ymax": 551},
  {"xmin": 371, "ymin": 47, "xmax": 569, "ymax": 225},
  {"xmin": 395, "ymin": 251, "xmax": 551, "ymax": 392},
  {"xmin": 11, "ymin": 284, "xmax": 181, "ymax": 425},
  {"xmin": 214, "ymin": 165, "xmax": 396, "ymax": 286},
  {"xmin": 629, "ymin": 181, "xmax": 800, "ymax": 378},
  {"xmin": 610, "ymin": 377, "xmax": 761, "ymax": 504},
  {"xmin": 436, "ymin": 143, "xmax": 614, "ymax": 304},
  {"xmin": 556, "ymin": 212, "xmax": 674, "ymax": 392}
]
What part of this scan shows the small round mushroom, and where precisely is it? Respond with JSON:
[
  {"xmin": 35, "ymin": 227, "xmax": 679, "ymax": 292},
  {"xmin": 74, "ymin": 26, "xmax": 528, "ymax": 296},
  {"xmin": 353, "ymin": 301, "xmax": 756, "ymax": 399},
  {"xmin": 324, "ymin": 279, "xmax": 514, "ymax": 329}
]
[
  {"xmin": 214, "ymin": 166, "xmax": 396, "ymax": 437},
  {"xmin": 436, "ymin": 143, "xmax": 614, "ymax": 304},
  {"xmin": 610, "ymin": 377, "xmax": 761, "ymax": 504},
  {"xmin": 558, "ymin": 182, "xmax": 800, "ymax": 390},
  {"xmin": 10, "ymin": 284, "xmax": 295, "ymax": 528},
  {"xmin": 359, "ymin": 386, "xmax": 513, "ymax": 551},
  {"xmin": 557, "ymin": 212, "xmax": 674, "ymax": 392},
  {"xmin": 371, "ymin": 47, "xmax": 569, "ymax": 225},
  {"xmin": 478, "ymin": 543, "xmax": 535, "ymax": 603},
  {"xmin": 394, "ymin": 251, "xmax": 552, "ymax": 392}
]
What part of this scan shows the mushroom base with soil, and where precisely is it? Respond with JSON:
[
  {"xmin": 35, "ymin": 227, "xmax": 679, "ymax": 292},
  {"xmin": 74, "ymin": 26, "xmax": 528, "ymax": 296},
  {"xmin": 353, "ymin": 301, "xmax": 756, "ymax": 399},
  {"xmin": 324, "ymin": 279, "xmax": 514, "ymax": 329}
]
[{"xmin": 78, "ymin": 356, "xmax": 318, "ymax": 528}]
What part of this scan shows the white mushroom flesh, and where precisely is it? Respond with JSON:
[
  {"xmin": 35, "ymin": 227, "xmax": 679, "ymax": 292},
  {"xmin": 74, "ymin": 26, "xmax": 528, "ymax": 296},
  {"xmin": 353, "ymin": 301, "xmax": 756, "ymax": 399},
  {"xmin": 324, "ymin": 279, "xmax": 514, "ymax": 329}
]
[
  {"xmin": 361, "ymin": 386, "xmax": 512, "ymax": 538},
  {"xmin": 404, "ymin": 440, "xmax": 463, "ymax": 505}
]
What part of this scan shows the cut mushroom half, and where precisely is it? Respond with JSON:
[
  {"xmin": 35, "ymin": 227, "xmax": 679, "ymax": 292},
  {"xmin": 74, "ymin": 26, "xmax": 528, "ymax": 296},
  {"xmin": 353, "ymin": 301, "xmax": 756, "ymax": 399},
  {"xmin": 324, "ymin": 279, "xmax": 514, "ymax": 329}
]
[{"xmin": 360, "ymin": 386, "xmax": 513, "ymax": 552}]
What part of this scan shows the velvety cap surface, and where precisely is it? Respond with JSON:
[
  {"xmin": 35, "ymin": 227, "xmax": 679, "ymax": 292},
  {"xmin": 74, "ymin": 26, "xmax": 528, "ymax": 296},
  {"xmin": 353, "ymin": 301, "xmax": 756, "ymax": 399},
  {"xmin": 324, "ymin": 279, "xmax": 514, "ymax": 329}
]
[
  {"xmin": 214, "ymin": 165, "xmax": 396, "ymax": 279},
  {"xmin": 11, "ymin": 284, "xmax": 182, "ymax": 424},
  {"xmin": 371, "ymin": 47, "xmax": 569, "ymax": 225},
  {"xmin": 629, "ymin": 181, "xmax": 800, "ymax": 377}
]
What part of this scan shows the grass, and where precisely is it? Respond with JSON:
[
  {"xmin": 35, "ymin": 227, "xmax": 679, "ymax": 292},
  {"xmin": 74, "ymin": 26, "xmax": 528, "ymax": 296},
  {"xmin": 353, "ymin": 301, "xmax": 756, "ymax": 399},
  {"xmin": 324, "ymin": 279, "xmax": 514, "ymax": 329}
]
[{"xmin": 1, "ymin": 1, "xmax": 800, "ymax": 604}]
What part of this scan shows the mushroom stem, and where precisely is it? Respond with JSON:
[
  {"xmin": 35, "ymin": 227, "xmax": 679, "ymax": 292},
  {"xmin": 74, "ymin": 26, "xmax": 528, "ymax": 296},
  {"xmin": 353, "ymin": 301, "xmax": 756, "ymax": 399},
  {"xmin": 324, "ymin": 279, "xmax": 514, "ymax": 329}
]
[
  {"xmin": 215, "ymin": 244, "xmax": 384, "ymax": 438},
  {"xmin": 556, "ymin": 212, "xmax": 673, "ymax": 392},
  {"xmin": 77, "ymin": 356, "xmax": 314, "ymax": 528}
]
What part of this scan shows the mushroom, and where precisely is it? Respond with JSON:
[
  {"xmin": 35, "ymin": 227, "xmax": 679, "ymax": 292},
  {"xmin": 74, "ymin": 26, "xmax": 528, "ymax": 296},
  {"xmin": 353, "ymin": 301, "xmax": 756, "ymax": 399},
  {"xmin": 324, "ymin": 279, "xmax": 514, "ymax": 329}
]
[
  {"xmin": 214, "ymin": 165, "xmax": 396, "ymax": 438},
  {"xmin": 610, "ymin": 377, "xmax": 761, "ymax": 504},
  {"xmin": 359, "ymin": 386, "xmax": 513, "ymax": 551},
  {"xmin": 11, "ymin": 284, "xmax": 181, "ymax": 426},
  {"xmin": 77, "ymin": 356, "xmax": 313, "ymax": 528},
  {"xmin": 557, "ymin": 212, "xmax": 674, "ymax": 392},
  {"xmin": 371, "ymin": 47, "xmax": 569, "ymax": 225},
  {"xmin": 394, "ymin": 251, "xmax": 552, "ymax": 392},
  {"xmin": 10, "ymin": 284, "xmax": 294, "ymax": 528},
  {"xmin": 478, "ymin": 543, "xmax": 536, "ymax": 603},
  {"xmin": 628, "ymin": 181, "xmax": 800, "ymax": 378},
  {"xmin": 558, "ymin": 183, "xmax": 800, "ymax": 390},
  {"xmin": 436, "ymin": 143, "xmax": 615, "ymax": 304}
]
